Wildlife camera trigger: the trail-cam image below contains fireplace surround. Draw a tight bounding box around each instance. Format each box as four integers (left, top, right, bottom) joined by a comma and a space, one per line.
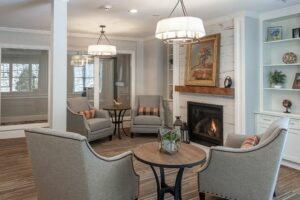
187, 101, 223, 146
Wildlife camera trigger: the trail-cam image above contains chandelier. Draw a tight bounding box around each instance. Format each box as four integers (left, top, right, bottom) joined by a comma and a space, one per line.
155, 0, 206, 44
70, 54, 93, 67
88, 25, 117, 57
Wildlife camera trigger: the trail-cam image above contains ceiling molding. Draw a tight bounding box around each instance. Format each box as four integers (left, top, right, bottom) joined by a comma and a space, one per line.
68, 32, 144, 42
0, 26, 144, 42
0, 27, 50, 35
259, 3, 300, 20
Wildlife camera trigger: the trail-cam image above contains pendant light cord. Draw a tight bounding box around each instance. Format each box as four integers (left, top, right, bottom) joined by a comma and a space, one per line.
168, 0, 188, 17
96, 26, 113, 45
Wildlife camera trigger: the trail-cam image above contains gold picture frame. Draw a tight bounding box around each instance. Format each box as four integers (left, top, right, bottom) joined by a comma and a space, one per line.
185, 33, 220, 86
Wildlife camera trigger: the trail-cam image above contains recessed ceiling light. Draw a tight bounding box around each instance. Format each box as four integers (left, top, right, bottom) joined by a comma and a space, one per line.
129, 9, 138, 14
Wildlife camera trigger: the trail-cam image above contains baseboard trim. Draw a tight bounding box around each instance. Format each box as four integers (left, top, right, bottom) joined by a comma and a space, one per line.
281, 159, 300, 170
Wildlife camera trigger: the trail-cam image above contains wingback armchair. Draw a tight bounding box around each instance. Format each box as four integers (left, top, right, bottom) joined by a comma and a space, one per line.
25, 128, 139, 200
198, 117, 289, 200
131, 95, 164, 137
67, 97, 113, 142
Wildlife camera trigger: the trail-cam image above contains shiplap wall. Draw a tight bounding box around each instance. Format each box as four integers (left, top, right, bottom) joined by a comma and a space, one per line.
177, 18, 235, 141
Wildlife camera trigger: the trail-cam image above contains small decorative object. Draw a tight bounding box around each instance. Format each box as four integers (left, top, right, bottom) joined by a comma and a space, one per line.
282, 52, 297, 64
224, 76, 232, 88
185, 34, 220, 86
292, 73, 300, 89
293, 28, 300, 38
282, 99, 292, 113
173, 116, 190, 143
113, 99, 122, 106
267, 26, 282, 41
181, 122, 190, 144
174, 116, 183, 128
269, 70, 286, 89
159, 128, 181, 154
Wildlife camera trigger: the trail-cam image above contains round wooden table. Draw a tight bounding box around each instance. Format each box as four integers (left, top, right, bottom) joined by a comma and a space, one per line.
134, 142, 206, 200
103, 105, 131, 139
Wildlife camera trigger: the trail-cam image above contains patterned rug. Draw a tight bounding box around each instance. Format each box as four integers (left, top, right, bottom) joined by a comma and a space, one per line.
276, 193, 300, 200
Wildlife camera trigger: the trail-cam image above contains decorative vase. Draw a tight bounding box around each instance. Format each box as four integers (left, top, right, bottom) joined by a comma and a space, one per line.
159, 128, 181, 154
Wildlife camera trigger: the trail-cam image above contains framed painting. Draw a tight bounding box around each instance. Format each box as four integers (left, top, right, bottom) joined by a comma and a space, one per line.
185, 33, 220, 86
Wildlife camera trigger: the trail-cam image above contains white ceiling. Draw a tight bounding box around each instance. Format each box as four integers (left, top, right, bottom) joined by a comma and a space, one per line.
0, 0, 299, 39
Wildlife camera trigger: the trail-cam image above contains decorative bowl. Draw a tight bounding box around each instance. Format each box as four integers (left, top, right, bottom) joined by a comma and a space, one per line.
282, 52, 297, 64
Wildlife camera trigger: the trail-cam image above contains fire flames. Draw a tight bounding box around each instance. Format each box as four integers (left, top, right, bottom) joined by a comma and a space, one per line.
211, 119, 217, 134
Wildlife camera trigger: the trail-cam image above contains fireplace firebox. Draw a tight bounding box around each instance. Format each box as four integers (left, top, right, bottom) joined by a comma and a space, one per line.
187, 101, 223, 146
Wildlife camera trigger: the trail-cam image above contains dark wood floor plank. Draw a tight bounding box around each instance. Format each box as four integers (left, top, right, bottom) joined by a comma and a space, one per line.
0, 134, 299, 200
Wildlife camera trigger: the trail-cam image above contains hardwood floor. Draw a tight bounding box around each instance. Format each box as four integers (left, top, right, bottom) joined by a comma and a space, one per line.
0, 133, 299, 200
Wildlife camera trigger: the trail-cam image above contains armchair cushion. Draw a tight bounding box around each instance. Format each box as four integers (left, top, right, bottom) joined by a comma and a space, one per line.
240, 135, 260, 148
87, 118, 111, 132
79, 109, 96, 119
133, 115, 162, 125
138, 106, 160, 116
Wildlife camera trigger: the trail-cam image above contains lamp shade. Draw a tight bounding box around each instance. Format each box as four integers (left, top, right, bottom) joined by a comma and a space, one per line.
155, 16, 206, 43
88, 44, 117, 56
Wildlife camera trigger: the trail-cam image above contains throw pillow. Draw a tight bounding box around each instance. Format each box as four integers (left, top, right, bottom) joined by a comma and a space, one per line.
240, 136, 260, 148
138, 106, 160, 116
79, 109, 96, 119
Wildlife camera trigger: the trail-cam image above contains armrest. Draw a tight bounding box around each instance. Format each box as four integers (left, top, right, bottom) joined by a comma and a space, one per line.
86, 144, 139, 199
67, 107, 90, 137
95, 109, 110, 119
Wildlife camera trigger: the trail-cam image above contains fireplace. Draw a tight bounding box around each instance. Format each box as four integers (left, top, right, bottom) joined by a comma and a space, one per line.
187, 101, 223, 146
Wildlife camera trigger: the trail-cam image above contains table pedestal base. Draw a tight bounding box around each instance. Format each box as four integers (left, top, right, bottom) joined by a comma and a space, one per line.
150, 166, 184, 200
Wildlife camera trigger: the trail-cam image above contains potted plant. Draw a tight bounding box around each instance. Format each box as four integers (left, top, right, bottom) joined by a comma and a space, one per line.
159, 128, 181, 154
269, 70, 286, 89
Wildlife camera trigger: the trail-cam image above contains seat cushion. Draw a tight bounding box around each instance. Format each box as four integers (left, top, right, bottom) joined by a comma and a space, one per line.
86, 118, 111, 132
133, 115, 162, 125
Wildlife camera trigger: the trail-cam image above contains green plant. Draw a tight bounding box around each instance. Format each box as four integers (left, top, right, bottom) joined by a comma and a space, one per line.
162, 130, 180, 141
269, 70, 286, 85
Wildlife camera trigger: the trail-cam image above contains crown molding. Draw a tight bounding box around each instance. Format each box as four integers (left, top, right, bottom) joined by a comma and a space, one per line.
259, 4, 300, 20
0, 27, 144, 42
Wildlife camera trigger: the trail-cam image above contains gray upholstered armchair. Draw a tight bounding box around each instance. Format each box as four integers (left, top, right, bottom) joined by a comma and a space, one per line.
25, 128, 139, 200
131, 95, 164, 137
198, 117, 289, 200
67, 97, 113, 142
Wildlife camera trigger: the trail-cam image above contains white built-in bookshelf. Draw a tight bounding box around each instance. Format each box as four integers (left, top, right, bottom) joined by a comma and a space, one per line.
256, 9, 300, 166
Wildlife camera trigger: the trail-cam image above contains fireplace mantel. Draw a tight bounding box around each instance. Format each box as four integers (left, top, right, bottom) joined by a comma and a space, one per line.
175, 85, 234, 97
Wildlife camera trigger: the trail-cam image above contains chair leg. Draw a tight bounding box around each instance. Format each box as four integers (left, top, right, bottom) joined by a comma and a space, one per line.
109, 135, 113, 141
131, 132, 134, 138
199, 192, 205, 200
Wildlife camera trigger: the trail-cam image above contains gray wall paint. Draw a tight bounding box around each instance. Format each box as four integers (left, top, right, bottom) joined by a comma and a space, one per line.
143, 38, 165, 95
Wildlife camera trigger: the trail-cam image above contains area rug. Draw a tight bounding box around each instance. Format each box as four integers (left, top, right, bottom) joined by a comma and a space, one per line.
276, 192, 300, 200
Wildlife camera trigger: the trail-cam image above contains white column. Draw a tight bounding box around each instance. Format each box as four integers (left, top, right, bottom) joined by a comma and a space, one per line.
93, 57, 100, 109
50, 0, 68, 130
172, 43, 180, 119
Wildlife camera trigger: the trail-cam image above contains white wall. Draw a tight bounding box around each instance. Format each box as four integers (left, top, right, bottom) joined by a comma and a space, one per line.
175, 17, 236, 141
143, 37, 166, 95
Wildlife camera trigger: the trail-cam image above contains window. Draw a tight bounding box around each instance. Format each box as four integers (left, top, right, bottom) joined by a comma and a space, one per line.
0, 63, 39, 92
73, 64, 94, 92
